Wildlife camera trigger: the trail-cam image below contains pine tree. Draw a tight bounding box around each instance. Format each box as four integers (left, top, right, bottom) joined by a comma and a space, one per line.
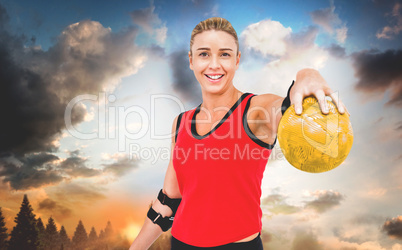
36, 217, 45, 233
72, 220, 88, 250
88, 226, 97, 242
36, 217, 46, 250
59, 225, 71, 250
87, 226, 98, 250
0, 207, 8, 250
104, 221, 114, 248
98, 229, 106, 249
8, 194, 39, 250
104, 221, 113, 239
98, 229, 105, 241
44, 217, 60, 250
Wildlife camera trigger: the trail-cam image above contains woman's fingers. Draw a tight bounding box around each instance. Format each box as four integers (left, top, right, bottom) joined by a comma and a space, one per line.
328, 91, 346, 114
292, 92, 304, 115
290, 82, 349, 116
315, 89, 328, 114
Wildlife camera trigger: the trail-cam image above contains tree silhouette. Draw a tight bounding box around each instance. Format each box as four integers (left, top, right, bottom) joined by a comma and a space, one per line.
104, 221, 113, 239
88, 226, 98, 242
72, 220, 88, 250
97, 229, 106, 249
99, 229, 105, 241
87, 226, 98, 249
8, 194, 39, 250
59, 225, 71, 250
36, 217, 46, 250
102, 220, 114, 249
0, 207, 8, 250
44, 217, 60, 250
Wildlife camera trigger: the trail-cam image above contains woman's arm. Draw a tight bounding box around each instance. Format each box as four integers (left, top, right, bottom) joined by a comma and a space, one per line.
129, 114, 182, 250
249, 68, 349, 143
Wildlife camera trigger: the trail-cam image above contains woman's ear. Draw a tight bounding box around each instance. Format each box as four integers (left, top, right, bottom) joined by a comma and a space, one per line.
236, 51, 241, 70
188, 51, 193, 70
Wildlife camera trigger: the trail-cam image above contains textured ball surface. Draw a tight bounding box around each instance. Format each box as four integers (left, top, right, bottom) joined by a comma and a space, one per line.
278, 97, 353, 173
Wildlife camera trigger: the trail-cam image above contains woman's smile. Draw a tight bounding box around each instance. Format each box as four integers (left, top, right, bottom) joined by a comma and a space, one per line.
204, 73, 225, 82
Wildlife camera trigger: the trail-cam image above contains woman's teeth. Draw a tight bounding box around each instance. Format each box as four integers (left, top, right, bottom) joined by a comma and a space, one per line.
206, 74, 224, 80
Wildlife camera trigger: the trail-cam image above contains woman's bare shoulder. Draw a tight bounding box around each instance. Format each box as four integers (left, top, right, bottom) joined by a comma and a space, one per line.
249, 93, 282, 109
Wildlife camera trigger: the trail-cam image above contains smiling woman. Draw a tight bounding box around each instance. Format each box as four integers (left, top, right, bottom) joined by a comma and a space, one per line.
129, 17, 348, 250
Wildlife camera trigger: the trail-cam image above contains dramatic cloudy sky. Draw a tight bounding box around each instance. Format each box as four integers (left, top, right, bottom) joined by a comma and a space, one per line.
0, 0, 401, 248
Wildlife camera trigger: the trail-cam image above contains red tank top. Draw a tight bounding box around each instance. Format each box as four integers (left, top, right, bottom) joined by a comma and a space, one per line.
171, 93, 275, 247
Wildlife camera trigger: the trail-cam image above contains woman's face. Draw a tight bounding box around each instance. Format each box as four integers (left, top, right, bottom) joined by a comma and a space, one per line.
189, 30, 240, 95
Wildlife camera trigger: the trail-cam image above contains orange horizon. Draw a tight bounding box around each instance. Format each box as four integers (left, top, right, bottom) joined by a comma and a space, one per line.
0, 191, 152, 242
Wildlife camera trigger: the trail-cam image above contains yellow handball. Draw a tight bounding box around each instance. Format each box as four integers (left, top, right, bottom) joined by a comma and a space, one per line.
278, 97, 353, 173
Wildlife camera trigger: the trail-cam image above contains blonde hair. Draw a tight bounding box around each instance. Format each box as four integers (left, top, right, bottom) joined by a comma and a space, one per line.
190, 17, 239, 55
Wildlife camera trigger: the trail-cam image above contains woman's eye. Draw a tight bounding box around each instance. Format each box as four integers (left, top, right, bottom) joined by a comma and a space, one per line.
221, 53, 230, 57
199, 52, 208, 57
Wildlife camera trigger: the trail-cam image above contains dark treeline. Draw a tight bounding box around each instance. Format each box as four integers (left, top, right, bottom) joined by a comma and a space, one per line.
0, 194, 132, 250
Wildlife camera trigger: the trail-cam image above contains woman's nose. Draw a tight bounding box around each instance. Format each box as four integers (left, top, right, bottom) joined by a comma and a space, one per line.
208, 55, 220, 69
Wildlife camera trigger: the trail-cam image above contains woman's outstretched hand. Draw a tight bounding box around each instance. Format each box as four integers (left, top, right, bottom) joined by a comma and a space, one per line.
290, 68, 349, 115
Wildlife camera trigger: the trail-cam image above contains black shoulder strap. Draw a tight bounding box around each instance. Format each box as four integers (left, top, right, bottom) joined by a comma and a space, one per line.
281, 80, 295, 115
174, 112, 184, 143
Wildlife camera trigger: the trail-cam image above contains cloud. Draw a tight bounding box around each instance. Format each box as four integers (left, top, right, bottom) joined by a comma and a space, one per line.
0, 3, 9, 28
51, 182, 107, 205
352, 49, 402, 107
38, 198, 72, 220
326, 43, 347, 58
155, 25, 167, 44
59, 155, 101, 178
0, 9, 146, 157
130, 4, 161, 33
0, 153, 84, 190
262, 189, 345, 217
169, 49, 202, 105
336, 25, 348, 43
332, 227, 363, 245
0, 149, 131, 190
238, 23, 328, 96
286, 26, 320, 54
291, 231, 323, 250
0, 4, 149, 190
382, 216, 402, 240
0, 153, 63, 190
262, 193, 301, 215
310, 2, 348, 43
241, 19, 291, 57
130, 3, 167, 45
350, 214, 386, 225
323, 237, 388, 250
332, 215, 388, 245
304, 190, 344, 213
260, 229, 272, 245
204, 4, 219, 17
310, 2, 341, 33
102, 156, 139, 177
377, 3, 402, 39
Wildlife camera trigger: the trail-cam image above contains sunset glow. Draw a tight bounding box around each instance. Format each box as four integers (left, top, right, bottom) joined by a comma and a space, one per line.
0, 0, 401, 249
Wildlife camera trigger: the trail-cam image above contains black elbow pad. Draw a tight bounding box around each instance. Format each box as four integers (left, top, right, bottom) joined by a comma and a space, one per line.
147, 189, 182, 232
